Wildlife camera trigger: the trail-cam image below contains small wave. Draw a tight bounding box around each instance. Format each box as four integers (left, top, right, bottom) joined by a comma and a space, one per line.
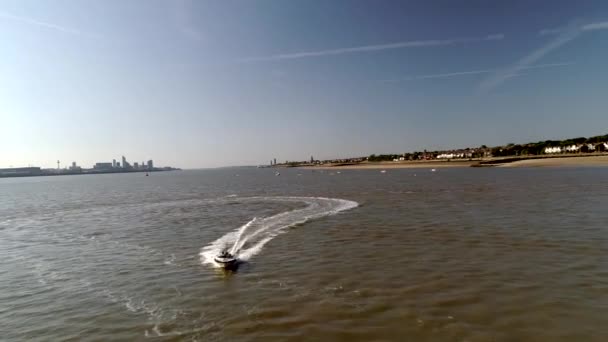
200, 196, 358, 267
164, 254, 176, 266
145, 322, 217, 339
102, 288, 171, 321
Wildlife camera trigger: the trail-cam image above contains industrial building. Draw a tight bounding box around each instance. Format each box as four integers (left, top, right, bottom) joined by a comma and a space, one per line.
0, 167, 43, 177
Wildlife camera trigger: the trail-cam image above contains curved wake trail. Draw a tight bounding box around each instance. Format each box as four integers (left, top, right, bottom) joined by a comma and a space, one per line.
200, 197, 358, 267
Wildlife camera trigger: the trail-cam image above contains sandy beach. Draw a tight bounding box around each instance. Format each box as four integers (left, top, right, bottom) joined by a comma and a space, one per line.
298, 160, 476, 170
499, 155, 608, 167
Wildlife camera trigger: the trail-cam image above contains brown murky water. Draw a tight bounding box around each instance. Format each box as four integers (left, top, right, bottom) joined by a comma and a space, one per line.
1, 167, 607, 341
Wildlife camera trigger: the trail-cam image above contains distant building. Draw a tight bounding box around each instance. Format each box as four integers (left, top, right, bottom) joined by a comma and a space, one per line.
565, 145, 580, 152
69, 162, 81, 172
116, 162, 121, 168
437, 152, 466, 159
112, 159, 117, 168
147, 160, 153, 169
0, 167, 42, 177
94, 162, 113, 170
122, 156, 129, 169
134, 162, 139, 169
310, 156, 314, 163
544, 146, 562, 154
273, 158, 277, 165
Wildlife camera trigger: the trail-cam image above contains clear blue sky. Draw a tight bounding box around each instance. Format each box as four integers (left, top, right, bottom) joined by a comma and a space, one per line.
1, 0, 608, 168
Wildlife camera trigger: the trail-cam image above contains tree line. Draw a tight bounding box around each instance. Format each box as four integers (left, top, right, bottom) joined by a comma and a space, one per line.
490, 134, 608, 157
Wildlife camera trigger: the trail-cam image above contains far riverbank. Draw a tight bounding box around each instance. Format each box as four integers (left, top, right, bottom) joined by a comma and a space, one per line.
294, 154, 608, 170
296, 160, 476, 170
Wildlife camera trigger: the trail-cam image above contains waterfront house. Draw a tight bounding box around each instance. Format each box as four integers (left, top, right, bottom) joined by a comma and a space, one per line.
596, 142, 608, 152
544, 146, 562, 154
565, 145, 580, 152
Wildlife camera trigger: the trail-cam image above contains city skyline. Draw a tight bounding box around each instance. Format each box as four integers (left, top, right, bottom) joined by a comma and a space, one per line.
5, 155, 155, 170
2, 1, 608, 168
0, 153, 179, 178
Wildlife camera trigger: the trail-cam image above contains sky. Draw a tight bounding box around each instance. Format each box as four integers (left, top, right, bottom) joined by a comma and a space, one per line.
1, 0, 608, 168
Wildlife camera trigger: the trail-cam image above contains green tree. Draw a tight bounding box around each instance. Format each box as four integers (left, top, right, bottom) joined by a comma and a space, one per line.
491, 147, 502, 157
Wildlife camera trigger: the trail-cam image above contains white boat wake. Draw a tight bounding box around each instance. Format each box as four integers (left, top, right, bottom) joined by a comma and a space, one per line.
200, 197, 358, 267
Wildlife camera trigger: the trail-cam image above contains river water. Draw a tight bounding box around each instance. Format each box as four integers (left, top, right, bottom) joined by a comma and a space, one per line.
1, 167, 607, 341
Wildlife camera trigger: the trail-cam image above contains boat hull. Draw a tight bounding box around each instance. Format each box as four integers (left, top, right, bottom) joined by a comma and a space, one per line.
214, 257, 238, 269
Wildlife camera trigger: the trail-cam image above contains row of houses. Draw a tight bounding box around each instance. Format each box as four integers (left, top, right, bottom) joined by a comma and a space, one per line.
388, 149, 483, 161
544, 143, 608, 154
322, 157, 366, 164
435, 148, 480, 159
436, 152, 474, 159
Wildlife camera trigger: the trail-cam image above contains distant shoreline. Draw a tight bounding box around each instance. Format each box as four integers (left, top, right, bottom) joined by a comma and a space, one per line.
294, 154, 608, 170
0, 169, 178, 179
296, 160, 476, 170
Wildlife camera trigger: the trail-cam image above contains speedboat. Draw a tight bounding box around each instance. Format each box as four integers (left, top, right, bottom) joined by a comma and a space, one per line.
214, 250, 238, 269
